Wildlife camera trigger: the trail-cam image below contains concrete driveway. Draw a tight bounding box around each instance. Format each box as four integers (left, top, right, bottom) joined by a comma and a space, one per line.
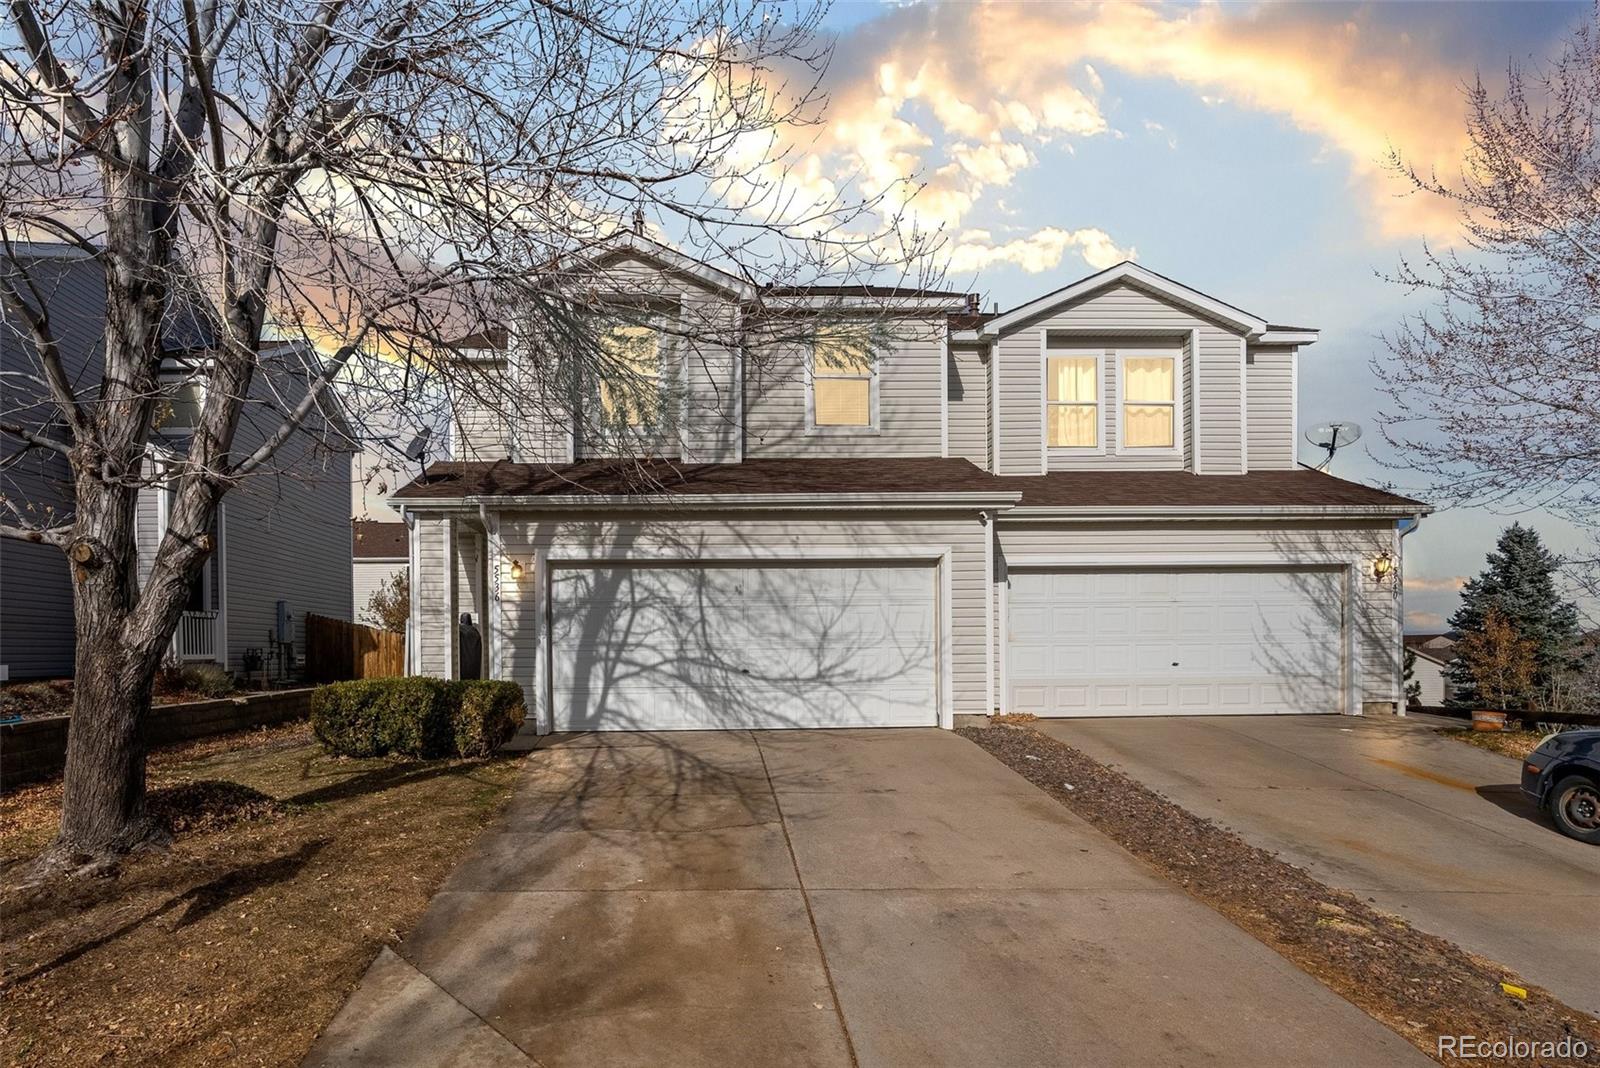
306, 728, 1425, 1067
1033, 714, 1600, 1016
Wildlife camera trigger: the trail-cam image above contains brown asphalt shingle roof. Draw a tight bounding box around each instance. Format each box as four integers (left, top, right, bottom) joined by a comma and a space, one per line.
351, 520, 408, 558
392, 458, 1009, 500
1000, 468, 1425, 510
392, 459, 1424, 512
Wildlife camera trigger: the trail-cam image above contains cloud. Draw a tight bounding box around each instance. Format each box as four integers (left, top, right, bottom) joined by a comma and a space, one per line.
950, 227, 1134, 273
1405, 610, 1447, 630
781, 0, 1528, 255
1405, 575, 1468, 593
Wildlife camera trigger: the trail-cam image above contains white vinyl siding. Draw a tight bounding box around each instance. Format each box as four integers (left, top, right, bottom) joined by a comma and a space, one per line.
1246, 345, 1298, 470
449, 358, 511, 461
505, 254, 742, 464
353, 559, 407, 625
946, 346, 990, 467
996, 520, 1402, 708
995, 285, 1247, 474
745, 317, 946, 458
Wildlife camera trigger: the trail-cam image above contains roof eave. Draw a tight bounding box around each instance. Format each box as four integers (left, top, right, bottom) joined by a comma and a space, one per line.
394, 491, 1023, 512
1001, 503, 1431, 521
978, 262, 1270, 340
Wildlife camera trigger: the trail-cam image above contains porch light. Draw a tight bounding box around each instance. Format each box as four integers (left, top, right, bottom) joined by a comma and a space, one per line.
509, 558, 525, 581
1371, 552, 1394, 582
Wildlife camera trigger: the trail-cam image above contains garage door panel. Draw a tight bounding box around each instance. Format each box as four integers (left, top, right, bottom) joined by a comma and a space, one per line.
551, 563, 938, 731
1007, 567, 1343, 717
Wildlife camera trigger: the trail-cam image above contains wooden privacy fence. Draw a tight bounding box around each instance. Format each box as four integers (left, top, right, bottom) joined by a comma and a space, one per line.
304, 613, 405, 682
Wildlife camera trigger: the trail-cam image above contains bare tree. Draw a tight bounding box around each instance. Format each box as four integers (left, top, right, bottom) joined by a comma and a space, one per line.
0, 0, 938, 868
1375, 10, 1600, 579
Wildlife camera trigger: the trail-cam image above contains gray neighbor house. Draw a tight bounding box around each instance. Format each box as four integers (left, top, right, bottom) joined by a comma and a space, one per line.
395, 233, 1429, 734
0, 244, 353, 682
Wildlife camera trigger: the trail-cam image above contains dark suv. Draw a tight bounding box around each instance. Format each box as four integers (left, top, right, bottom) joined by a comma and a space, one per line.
1520, 729, 1600, 844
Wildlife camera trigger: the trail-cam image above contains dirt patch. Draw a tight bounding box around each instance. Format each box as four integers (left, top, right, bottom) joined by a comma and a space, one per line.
1441, 727, 1549, 762
0, 724, 525, 1067
961, 724, 1600, 1068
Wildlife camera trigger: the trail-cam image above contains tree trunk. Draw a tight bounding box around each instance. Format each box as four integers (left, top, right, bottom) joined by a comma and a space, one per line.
46, 471, 172, 865
55, 631, 167, 859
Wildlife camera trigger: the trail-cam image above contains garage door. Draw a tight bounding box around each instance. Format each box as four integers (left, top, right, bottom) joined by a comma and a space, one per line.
1006, 568, 1344, 717
550, 562, 938, 731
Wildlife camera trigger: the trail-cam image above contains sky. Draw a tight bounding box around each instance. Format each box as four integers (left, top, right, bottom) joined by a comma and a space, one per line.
787, 0, 1595, 633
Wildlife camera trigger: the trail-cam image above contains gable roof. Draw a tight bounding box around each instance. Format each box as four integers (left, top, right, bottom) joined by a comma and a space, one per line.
558, 231, 757, 299
954, 261, 1316, 345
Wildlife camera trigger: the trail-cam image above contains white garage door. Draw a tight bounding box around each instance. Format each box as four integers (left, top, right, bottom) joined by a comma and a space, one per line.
550, 562, 938, 731
1007, 568, 1344, 717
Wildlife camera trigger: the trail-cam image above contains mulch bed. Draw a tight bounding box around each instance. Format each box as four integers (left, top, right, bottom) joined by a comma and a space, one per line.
1, 679, 239, 721
1441, 727, 1551, 763
961, 724, 1600, 1068
0, 725, 525, 1067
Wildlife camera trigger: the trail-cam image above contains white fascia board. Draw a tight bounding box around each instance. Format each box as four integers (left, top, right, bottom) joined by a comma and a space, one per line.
999, 503, 1430, 522
396, 491, 1022, 513
949, 329, 984, 344
1256, 329, 1319, 346
979, 262, 1269, 339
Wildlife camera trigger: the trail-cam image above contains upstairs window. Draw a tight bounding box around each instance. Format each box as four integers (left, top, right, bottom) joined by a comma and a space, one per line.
811, 325, 874, 428
598, 323, 661, 428
1046, 355, 1099, 448
1121, 355, 1177, 449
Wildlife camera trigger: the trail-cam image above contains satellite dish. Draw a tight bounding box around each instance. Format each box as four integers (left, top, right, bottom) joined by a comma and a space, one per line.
402, 427, 433, 463
1304, 421, 1362, 471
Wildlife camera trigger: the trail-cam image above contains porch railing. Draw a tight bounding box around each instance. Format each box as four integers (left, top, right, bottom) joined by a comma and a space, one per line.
176, 610, 221, 662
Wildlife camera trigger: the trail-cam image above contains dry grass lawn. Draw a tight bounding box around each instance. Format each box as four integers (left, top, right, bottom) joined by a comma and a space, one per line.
1440, 726, 1551, 762
0, 723, 524, 1067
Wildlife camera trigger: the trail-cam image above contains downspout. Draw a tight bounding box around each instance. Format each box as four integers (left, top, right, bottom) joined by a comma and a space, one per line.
1394, 512, 1424, 716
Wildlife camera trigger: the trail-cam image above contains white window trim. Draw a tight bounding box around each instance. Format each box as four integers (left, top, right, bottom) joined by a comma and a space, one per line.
1114, 348, 1184, 458
1041, 345, 1107, 459
804, 333, 880, 436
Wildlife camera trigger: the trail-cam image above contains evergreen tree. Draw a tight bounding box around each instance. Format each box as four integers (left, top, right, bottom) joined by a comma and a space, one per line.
1447, 524, 1580, 707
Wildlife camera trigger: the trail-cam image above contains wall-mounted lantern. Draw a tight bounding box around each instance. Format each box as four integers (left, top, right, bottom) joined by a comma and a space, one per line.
1370, 552, 1395, 583
509, 558, 525, 581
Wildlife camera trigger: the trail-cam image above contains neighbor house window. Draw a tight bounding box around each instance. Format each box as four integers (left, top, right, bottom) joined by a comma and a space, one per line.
154, 374, 204, 434
598, 323, 661, 427
810, 325, 874, 428
1046, 355, 1098, 448
1121, 355, 1176, 449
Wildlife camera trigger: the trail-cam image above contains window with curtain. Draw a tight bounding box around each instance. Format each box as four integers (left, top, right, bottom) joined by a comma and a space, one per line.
598, 323, 661, 427
1046, 355, 1098, 448
1122, 355, 1176, 448
811, 325, 873, 427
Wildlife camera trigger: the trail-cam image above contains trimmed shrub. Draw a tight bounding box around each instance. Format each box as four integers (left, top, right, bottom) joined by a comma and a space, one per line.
449, 680, 526, 757
311, 677, 525, 759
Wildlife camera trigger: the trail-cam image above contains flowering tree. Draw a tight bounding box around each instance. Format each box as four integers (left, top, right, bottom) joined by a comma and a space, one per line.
0, 0, 937, 869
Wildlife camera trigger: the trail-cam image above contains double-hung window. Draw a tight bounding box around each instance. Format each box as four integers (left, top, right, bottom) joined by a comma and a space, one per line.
1120, 354, 1177, 449
1045, 354, 1099, 448
598, 323, 662, 428
810, 325, 874, 429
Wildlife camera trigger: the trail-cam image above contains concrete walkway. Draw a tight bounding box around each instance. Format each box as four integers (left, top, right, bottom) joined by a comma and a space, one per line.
305, 728, 1427, 1067
1033, 714, 1600, 1016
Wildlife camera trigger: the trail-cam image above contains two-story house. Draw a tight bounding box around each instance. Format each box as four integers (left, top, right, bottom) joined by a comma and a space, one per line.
0, 244, 354, 682
391, 233, 1427, 733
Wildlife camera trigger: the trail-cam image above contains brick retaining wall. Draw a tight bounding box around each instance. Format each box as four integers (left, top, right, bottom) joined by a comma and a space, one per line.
1, 688, 313, 789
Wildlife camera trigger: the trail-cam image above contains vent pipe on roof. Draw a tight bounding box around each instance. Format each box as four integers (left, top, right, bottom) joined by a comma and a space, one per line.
965, 293, 980, 315
631, 206, 645, 235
